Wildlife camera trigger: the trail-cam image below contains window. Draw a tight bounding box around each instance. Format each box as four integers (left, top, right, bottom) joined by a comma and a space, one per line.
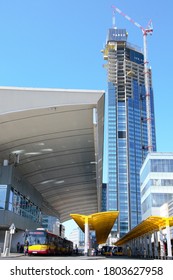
118, 131, 126, 138
8, 186, 41, 222
0, 185, 7, 209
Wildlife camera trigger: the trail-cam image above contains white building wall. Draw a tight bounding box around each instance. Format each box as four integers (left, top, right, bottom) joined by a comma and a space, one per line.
140, 153, 173, 223
168, 200, 173, 238
69, 228, 79, 249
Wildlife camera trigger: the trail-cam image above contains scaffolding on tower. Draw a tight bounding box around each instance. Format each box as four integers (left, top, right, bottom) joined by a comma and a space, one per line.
112, 5, 153, 152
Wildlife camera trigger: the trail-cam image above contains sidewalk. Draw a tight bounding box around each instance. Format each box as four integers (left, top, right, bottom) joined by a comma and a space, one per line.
0, 253, 106, 259
0, 252, 25, 258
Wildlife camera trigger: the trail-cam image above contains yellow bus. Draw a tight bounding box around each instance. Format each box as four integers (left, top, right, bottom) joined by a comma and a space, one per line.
112, 246, 124, 256
101, 245, 113, 256
24, 228, 73, 256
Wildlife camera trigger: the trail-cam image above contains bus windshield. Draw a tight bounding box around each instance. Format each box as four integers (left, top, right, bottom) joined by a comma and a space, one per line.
26, 231, 48, 245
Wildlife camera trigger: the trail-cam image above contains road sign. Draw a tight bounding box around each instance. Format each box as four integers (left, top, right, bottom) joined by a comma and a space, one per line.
9, 223, 16, 234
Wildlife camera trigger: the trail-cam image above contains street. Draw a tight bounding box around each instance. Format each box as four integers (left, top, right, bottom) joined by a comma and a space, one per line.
0, 253, 149, 260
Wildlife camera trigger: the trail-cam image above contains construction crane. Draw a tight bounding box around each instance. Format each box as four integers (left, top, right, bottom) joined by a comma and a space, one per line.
112, 5, 153, 152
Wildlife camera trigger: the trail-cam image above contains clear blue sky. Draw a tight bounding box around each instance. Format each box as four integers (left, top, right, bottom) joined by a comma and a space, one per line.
0, 0, 172, 237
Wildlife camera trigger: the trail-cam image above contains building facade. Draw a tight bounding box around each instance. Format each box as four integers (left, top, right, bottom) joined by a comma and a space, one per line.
102, 27, 156, 238
42, 215, 65, 237
69, 227, 96, 253
0, 164, 42, 228
0, 163, 43, 252
140, 152, 173, 221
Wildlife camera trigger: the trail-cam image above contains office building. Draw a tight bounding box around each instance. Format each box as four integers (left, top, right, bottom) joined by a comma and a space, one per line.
42, 215, 65, 237
140, 152, 173, 221
102, 27, 156, 238
69, 227, 85, 250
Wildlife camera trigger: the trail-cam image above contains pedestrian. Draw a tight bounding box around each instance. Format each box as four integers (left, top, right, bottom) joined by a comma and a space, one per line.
20, 244, 24, 253
24, 240, 29, 255
17, 242, 20, 253
76, 247, 78, 255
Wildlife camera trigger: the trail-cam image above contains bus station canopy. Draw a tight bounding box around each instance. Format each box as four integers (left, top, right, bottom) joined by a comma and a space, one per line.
0, 87, 104, 223
115, 216, 173, 246
70, 211, 119, 244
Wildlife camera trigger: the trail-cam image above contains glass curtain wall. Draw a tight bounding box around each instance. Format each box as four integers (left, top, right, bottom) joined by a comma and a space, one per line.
103, 27, 156, 237
118, 101, 128, 236
0, 184, 41, 223
8, 187, 41, 222
0, 185, 7, 209
107, 82, 117, 231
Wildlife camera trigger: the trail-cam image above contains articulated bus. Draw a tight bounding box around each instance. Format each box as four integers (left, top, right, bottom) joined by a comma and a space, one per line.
24, 228, 73, 256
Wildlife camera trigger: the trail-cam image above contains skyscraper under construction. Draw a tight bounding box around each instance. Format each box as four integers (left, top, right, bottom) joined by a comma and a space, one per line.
102, 26, 156, 238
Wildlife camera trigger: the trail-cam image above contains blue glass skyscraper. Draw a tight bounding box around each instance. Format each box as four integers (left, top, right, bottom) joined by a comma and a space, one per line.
102, 28, 156, 238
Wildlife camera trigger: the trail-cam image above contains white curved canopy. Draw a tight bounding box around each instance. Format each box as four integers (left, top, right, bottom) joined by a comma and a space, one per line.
0, 87, 105, 222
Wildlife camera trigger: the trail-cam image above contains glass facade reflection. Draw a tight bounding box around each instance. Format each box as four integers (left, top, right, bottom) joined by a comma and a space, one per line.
107, 83, 117, 214
0, 185, 7, 209
0, 183, 41, 222
103, 28, 156, 237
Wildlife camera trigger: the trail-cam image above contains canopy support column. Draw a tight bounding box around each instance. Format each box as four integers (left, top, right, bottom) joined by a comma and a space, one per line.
148, 233, 153, 258
143, 235, 147, 258
84, 216, 89, 256
166, 220, 172, 260
159, 229, 166, 259
154, 231, 159, 259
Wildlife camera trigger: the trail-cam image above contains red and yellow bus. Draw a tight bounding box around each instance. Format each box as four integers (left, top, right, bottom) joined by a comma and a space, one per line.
24, 228, 73, 256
